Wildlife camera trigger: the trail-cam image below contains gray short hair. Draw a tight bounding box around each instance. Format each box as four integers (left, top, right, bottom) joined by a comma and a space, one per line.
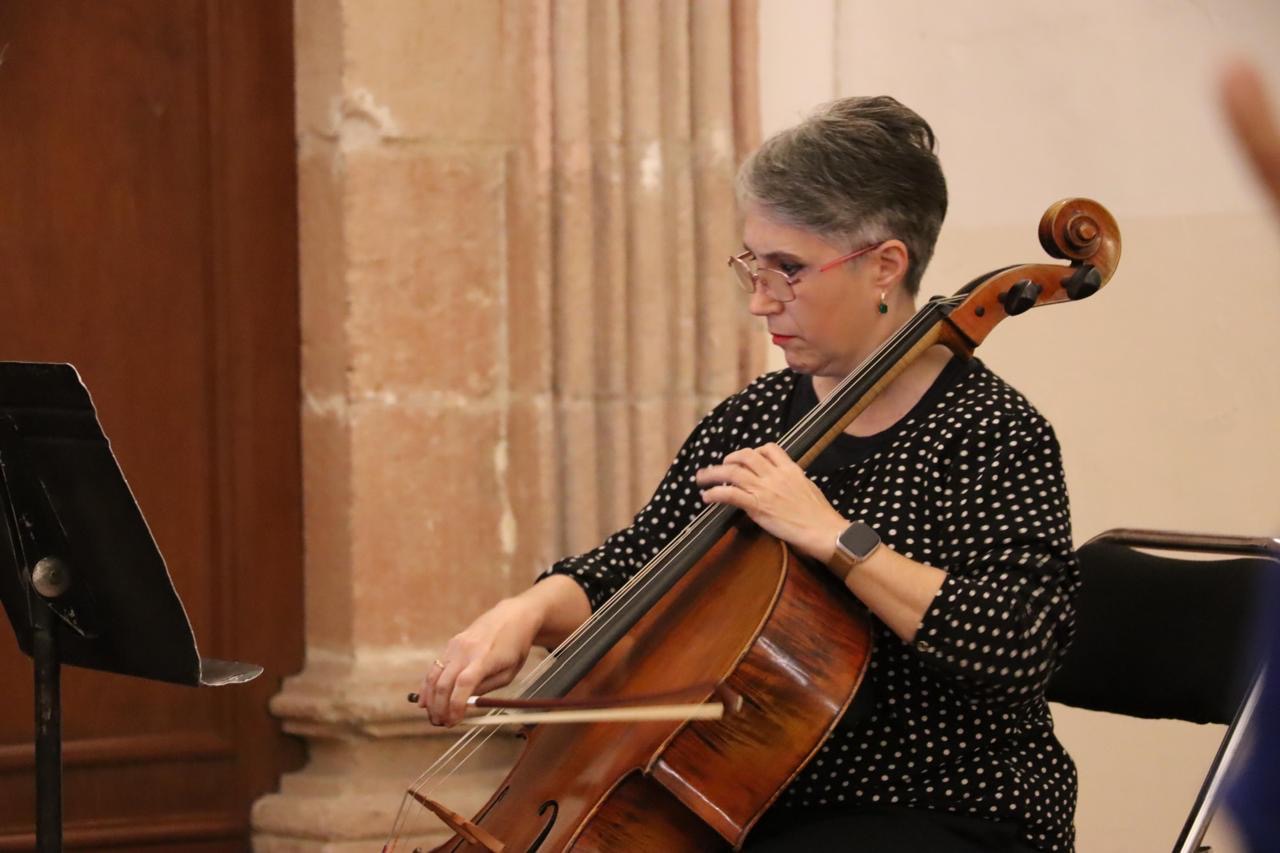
736, 96, 947, 297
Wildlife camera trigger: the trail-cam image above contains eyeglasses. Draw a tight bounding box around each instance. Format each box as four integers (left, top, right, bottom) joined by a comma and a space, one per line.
727, 241, 884, 303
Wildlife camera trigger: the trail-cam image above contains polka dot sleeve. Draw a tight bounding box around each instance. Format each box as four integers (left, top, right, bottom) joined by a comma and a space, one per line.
539, 389, 742, 610
913, 409, 1079, 702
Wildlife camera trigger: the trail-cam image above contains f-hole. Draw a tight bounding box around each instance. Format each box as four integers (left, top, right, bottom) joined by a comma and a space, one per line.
526, 800, 558, 853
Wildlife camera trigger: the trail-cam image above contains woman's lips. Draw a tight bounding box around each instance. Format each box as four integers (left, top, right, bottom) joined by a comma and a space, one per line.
771, 333, 795, 345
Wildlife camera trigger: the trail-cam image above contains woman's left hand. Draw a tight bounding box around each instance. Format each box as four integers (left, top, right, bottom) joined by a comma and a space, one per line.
695, 443, 849, 562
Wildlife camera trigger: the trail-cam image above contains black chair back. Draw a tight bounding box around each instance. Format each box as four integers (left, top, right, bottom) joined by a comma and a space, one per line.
1048, 540, 1267, 724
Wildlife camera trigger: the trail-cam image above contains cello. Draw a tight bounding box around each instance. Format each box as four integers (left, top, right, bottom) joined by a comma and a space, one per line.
386, 197, 1121, 852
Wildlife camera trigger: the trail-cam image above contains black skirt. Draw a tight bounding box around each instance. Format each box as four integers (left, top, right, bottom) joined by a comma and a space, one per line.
745, 804, 1040, 853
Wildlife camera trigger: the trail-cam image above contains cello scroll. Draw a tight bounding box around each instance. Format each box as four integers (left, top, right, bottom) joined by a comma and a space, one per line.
939, 197, 1121, 352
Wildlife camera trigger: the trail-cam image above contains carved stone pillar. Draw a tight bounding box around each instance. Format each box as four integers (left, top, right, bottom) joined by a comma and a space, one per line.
553, 0, 763, 555
253, 1, 759, 848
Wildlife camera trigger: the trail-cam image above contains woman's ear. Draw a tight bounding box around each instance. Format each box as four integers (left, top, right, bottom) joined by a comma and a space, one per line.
872, 239, 911, 292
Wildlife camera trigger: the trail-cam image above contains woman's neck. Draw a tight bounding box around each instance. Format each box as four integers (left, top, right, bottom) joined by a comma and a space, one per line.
811, 345, 954, 438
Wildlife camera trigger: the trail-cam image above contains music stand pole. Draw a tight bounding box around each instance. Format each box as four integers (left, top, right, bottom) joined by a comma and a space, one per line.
31, 580, 61, 853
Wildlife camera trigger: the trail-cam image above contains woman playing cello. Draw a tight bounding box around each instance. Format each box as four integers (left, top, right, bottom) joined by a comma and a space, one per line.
418, 96, 1079, 852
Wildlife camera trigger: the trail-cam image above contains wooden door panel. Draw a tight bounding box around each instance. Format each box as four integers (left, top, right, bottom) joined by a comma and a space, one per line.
0, 2, 302, 848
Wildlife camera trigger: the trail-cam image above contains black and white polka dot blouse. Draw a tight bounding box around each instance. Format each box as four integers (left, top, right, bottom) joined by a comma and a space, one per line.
544, 357, 1079, 851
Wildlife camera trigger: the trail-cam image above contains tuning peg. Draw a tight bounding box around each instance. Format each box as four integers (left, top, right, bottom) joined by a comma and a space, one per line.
1062, 264, 1102, 300
999, 279, 1042, 316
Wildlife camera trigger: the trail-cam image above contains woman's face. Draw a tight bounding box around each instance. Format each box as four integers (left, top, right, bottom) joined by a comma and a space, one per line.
740, 203, 907, 380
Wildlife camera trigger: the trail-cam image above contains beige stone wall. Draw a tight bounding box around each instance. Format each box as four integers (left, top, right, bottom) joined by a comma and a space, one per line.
759, 0, 1280, 850
255, 1, 760, 849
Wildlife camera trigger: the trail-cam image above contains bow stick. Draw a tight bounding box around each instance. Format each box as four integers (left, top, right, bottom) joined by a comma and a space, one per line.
407, 683, 743, 726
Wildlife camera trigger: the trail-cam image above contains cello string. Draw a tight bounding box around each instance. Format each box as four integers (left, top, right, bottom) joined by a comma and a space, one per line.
482, 300, 954, 732
394, 294, 968, 843
393, 520, 736, 832
393, 337, 898, 821
405, 647, 578, 792
391, 710, 506, 845
517, 297, 958, 690
396, 650, 584, 815
399, 705, 508, 808
395, 288, 918, 796
436, 296, 958, 740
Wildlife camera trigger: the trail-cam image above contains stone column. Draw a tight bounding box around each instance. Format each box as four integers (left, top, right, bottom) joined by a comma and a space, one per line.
253, 1, 759, 849
553, 0, 763, 554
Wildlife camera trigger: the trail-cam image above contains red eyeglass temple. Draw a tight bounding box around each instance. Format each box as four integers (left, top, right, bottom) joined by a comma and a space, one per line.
816, 241, 884, 273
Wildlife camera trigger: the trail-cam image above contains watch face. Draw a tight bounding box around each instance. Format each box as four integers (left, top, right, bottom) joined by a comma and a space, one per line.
839, 521, 880, 560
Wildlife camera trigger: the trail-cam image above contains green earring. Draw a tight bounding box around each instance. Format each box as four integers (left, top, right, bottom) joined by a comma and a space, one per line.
878, 292, 888, 314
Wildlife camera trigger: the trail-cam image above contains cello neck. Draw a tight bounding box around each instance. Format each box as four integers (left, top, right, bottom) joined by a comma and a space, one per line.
781, 298, 958, 471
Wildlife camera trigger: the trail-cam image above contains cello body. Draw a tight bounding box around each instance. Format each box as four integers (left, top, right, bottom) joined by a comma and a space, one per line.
432, 523, 871, 852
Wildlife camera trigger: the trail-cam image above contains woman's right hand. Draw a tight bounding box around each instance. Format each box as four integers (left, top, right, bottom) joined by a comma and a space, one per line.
418, 596, 542, 726
417, 575, 592, 727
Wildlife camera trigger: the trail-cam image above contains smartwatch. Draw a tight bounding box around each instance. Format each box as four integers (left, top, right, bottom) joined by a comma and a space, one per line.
829, 520, 882, 582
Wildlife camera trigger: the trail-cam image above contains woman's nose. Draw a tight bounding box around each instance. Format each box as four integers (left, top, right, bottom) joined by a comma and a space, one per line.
747, 280, 785, 316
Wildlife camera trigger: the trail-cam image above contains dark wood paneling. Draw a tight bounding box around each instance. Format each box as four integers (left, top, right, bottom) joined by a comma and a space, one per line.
0, 1, 303, 848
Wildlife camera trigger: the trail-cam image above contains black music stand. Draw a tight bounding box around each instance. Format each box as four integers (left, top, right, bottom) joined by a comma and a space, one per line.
0, 362, 262, 852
